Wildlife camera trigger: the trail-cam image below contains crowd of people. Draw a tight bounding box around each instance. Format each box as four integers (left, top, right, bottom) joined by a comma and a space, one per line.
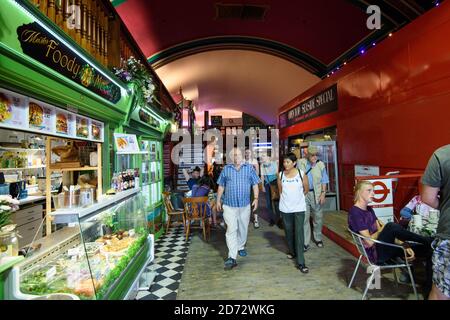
174, 143, 450, 300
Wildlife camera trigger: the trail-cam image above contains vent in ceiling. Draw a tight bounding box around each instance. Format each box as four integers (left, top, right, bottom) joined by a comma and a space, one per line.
215, 3, 268, 21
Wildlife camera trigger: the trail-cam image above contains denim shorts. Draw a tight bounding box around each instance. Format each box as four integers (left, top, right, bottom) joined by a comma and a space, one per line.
432, 238, 450, 297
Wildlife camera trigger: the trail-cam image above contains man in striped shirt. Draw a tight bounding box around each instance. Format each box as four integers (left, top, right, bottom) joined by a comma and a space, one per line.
217, 147, 260, 270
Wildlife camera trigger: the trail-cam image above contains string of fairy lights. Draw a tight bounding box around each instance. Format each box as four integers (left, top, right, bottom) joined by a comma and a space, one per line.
323, 1, 442, 79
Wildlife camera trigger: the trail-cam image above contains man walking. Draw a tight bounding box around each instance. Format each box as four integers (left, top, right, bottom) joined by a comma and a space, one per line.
297, 145, 329, 250
421, 144, 450, 300
216, 148, 260, 270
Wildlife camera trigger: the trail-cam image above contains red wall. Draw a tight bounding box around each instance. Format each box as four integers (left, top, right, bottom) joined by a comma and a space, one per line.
279, 2, 450, 211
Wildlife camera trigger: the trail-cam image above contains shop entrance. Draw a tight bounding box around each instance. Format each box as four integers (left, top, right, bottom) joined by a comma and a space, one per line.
286, 126, 340, 212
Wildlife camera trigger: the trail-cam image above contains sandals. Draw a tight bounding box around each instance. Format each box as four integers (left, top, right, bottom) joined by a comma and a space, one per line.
298, 264, 309, 274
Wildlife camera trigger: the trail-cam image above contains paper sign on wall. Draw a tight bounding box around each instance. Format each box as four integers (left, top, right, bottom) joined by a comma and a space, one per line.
0, 90, 27, 127
0, 87, 104, 142
114, 133, 139, 153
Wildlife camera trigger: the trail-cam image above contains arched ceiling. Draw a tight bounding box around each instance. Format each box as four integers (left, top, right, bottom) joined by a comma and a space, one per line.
114, 0, 438, 123
154, 50, 320, 124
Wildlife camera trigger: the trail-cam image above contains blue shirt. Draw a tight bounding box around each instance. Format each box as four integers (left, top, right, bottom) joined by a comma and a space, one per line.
187, 178, 199, 190
305, 161, 329, 188
217, 163, 260, 207
261, 161, 278, 184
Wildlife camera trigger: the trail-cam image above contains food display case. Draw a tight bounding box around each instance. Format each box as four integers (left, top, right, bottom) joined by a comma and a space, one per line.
4, 189, 154, 300
140, 140, 163, 234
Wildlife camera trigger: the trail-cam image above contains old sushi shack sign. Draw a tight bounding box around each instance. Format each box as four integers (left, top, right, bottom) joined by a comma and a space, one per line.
17, 22, 121, 103
279, 84, 337, 128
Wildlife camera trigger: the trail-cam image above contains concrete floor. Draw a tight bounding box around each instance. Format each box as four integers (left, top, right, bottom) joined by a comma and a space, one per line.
177, 203, 425, 300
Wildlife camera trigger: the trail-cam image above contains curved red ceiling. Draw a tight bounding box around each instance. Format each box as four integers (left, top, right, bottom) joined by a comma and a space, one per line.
115, 0, 371, 65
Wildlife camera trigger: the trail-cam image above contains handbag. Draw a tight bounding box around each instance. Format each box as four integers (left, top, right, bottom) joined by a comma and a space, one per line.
268, 179, 280, 201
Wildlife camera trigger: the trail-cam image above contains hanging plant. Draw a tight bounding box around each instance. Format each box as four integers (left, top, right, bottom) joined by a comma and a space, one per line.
112, 57, 157, 107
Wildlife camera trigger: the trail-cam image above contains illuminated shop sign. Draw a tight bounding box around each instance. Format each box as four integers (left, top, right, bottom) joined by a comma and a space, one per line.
279, 84, 337, 128
17, 22, 121, 103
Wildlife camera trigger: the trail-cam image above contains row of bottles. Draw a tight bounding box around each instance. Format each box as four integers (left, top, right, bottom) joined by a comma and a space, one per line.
111, 169, 139, 193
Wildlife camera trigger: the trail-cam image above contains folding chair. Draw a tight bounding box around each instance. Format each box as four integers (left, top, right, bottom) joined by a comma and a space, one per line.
347, 228, 419, 300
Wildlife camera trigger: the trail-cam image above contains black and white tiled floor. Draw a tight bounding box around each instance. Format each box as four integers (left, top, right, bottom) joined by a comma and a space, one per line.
136, 225, 191, 300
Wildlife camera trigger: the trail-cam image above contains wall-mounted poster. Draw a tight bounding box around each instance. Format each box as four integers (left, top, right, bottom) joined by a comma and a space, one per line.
114, 133, 139, 153
55, 111, 69, 135
0, 88, 28, 128
91, 121, 103, 141
28, 100, 54, 133
76, 116, 89, 138
0, 87, 104, 142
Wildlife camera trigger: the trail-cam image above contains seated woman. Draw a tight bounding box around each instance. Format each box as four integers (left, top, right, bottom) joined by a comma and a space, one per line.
191, 175, 217, 225
348, 181, 433, 293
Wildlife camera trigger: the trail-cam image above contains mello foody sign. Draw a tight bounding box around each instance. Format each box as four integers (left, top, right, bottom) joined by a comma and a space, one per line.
279, 84, 337, 128
17, 22, 121, 103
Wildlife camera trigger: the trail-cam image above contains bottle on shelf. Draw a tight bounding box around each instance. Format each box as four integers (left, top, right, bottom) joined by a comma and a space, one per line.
134, 168, 140, 189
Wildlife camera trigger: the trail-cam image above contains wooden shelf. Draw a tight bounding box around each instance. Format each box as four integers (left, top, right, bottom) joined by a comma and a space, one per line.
49, 166, 98, 172
0, 165, 45, 171
0, 147, 44, 153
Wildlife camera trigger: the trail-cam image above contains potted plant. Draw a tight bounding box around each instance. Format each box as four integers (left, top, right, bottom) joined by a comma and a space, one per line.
100, 211, 116, 235
0, 195, 19, 228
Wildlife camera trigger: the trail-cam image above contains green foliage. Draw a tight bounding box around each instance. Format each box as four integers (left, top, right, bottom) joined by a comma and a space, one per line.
96, 232, 148, 299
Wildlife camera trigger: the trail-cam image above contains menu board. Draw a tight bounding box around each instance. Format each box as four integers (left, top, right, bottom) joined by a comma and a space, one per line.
28, 99, 54, 133
114, 133, 140, 153
91, 121, 103, 141
76, 116, 89, 139
55, 110, 69, 135
0, 87, 104, 142
0, 89, 27, 127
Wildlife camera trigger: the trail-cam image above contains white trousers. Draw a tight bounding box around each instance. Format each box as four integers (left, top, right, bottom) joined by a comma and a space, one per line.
223, 204, 251, 259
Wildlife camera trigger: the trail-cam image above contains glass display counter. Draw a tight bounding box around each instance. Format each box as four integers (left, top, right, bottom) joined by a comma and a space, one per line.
4, 189, 154, 300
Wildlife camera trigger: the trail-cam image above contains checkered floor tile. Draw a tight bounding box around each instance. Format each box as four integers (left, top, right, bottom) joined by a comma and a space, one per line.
136, 225, 190, 300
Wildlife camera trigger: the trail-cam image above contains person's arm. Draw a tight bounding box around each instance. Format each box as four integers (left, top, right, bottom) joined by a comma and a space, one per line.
182, 168, 190, 182
421, 185, 440, 209
359, 229, 376, 247
260, 165, 266, 191
319, 166, 329, 205
303, 172, 309, 195
421, 152, 442, 209
277, 172, 282, 196
252, 184, 259, 212
254, 160, 260, 176
216, 185, 224, 212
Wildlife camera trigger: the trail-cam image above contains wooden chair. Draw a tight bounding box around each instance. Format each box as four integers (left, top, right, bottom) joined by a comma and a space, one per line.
163, 191, 185, 232
182, 196, 210, 241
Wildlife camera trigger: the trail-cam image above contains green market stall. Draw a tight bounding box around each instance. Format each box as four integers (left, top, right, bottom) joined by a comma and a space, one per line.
116, 104, 171, 241
0, 0, 154, 300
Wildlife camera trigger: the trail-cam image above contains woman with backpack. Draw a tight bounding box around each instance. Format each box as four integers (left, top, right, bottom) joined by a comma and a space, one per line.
277, 152, 310, 273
